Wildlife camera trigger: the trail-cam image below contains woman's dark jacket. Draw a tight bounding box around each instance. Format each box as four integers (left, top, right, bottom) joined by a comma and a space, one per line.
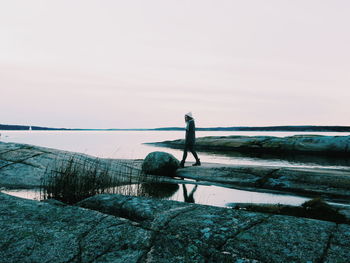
185, 119, 196, 146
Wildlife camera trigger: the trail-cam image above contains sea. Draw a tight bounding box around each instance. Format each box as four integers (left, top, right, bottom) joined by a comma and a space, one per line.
1, 130, 350, 207
1, 130, 350, 168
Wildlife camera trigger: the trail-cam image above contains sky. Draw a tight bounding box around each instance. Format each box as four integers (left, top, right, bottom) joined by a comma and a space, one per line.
1, 0, 349, 129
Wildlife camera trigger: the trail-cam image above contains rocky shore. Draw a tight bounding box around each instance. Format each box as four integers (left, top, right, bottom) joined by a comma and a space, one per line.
148, 134, 350, 156
2, 141, 350, 203
176, 165, 350, 203
0, 141, 142, 189
1, 192, 350, 262
1, 141, 350, 262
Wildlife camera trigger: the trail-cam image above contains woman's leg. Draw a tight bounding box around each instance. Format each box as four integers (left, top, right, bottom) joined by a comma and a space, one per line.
189, 145, 200, 165
180, 145, 189, 167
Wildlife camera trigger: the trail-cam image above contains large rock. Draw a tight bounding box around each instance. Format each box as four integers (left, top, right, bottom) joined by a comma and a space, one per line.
176, 165, 350, 202
2, 192, 350, 262
142, 151, 179, 176
150, 135, 350, 156
0, 141, 143, 189
0, 193, 151, 263
78, 194, 349, 263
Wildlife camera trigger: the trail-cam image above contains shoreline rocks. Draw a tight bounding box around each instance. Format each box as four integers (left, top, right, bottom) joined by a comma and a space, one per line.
2, 141, 350, 204
2, 139, 350, 262
148, 134, 350, 156
176, 165, 350, 203
2, 192, 349, 262
0, 141, 143, 189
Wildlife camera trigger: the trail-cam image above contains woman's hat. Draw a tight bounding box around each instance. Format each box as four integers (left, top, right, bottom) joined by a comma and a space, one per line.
185, 112, 193, 118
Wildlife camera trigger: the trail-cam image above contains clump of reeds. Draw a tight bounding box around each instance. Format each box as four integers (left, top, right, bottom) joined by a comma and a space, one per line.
41, 155, 143, 204
41, 154, 180, 204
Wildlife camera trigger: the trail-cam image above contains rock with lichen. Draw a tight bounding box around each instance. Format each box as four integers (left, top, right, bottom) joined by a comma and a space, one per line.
1, 191, 350, 262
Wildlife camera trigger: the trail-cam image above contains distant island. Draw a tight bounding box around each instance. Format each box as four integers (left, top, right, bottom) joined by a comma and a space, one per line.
1, 123, 350, 132
0, 124, 69, 131
154, 126, 350, 132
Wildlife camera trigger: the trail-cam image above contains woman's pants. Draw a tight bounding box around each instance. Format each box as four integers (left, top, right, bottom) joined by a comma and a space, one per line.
181, 144, 200, 163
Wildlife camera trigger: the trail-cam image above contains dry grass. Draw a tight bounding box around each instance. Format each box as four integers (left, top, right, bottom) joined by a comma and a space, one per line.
40, 155, 179, 204
41, 155, 145, 204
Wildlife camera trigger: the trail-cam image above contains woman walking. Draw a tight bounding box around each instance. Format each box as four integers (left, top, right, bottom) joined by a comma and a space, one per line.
180, 112, 201, 168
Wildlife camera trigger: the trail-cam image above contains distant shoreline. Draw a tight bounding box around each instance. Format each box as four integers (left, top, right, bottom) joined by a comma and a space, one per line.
1, 124, 350, 132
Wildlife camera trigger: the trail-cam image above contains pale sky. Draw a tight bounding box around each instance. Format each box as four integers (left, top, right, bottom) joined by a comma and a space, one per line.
1, 0, 349, 129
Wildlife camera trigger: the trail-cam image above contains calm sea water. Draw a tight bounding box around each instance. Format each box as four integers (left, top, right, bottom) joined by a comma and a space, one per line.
2, 130, 350, 206
1, 130, 350, 168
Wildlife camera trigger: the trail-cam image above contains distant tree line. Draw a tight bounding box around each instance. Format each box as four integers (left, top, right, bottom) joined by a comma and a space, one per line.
1, 124, 350, 132
195, 126, 350, 132
155, 126, 350, 132
0, 124, 67, 130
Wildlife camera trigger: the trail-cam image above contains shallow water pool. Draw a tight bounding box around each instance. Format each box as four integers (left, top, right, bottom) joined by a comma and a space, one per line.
2, 182, 310, 208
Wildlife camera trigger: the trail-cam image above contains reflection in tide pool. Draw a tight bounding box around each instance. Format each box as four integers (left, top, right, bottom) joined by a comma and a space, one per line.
170, 184, 310, 207
1, 183, 310, 208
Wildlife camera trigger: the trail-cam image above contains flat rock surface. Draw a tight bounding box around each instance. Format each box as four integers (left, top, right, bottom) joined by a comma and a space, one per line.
0, 193, 151, 263
150, 134, 350, 155
2, 141, 350, 203
176, 165, 350, 202
1, 192, 350, 262
0, 142, 142, 189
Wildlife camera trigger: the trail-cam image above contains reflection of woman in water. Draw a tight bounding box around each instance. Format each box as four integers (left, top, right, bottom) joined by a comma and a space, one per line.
182, 184, 198, 203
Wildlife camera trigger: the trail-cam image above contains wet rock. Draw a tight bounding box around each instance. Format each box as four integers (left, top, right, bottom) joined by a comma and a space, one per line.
268, 167, 350, 200
176, 165, 350, 202
142, 151, 179, 176
227, 199, 350, 224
